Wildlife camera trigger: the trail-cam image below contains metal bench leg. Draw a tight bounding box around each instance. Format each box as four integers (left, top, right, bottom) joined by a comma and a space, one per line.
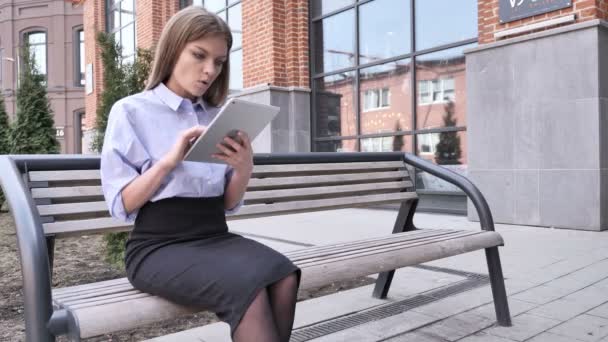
485, 247, 511, 326
373, 199, 417, 299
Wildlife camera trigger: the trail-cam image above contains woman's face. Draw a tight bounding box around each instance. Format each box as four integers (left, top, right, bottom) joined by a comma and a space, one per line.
167, 34, 228, 100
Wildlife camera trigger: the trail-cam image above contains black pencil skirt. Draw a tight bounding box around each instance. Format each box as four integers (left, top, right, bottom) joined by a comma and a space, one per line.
124, 196, 300, 336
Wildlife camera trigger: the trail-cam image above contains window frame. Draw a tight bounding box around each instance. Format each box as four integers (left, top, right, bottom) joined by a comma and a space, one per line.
74, 27, 85, 87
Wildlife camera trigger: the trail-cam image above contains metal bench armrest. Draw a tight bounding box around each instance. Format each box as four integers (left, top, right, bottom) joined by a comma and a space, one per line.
402, 153, 495, 232
0, 156, 56, 341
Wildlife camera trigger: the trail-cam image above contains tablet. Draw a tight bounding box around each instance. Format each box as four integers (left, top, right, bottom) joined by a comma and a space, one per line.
183, 98, 280, 163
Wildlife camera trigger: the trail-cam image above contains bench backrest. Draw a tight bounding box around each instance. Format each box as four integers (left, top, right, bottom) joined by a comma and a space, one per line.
28, 159, 416, 238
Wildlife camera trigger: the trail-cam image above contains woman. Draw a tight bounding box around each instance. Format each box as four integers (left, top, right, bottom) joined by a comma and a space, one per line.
100, 6, 300, 342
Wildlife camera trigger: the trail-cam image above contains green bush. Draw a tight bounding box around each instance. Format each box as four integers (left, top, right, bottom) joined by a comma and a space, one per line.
10, 43, 58, 155
94, 32, 152, 267
0, 93, 10, 210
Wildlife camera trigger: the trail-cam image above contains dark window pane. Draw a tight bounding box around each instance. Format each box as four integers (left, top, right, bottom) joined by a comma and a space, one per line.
359, 0, 410, 65
228, 3, 242, 49
415, 0, 477, 50
205, 0, 225, 12
359, 58, 412, 135
415, 130, 466, 192
361, 134, 411, 152
315, 139, 358, 152
415, 44, 474, 130
311, 0, 354, 17
314, 9, 355, 74
229, 49, 243, 90
314, 72, 357, 138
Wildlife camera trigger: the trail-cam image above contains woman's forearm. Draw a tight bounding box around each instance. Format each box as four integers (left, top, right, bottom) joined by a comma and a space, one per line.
121, 160, 174, 215
224, 170, 251, 210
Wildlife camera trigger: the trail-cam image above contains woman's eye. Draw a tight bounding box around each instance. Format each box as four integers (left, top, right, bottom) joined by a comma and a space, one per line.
215, 60, 224, 67
194, 53, 205, 60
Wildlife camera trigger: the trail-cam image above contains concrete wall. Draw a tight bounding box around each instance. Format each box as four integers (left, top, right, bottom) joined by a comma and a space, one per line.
466, 20, 608, 231
232, 84, 311, 153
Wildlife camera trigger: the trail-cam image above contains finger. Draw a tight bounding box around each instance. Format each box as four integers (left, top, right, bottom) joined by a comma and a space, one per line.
238, 131, 251, 146
216, 143, 235, 157
223, 137, 243, 152
183, 125, 206, 139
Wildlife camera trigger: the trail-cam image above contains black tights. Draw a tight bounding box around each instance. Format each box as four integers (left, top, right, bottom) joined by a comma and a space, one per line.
233, 272, 299, 342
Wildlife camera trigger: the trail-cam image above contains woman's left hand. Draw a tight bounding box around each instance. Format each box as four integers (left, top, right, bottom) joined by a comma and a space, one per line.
213, 131, 253, 175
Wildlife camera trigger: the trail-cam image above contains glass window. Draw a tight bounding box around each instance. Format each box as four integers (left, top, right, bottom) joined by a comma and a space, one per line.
359, 58, 412, 134
26, 32, 47, 76
76, 29, 85, 86
311, 0, 355, 18
316, 139, 358, 152
229, 49, 243, 91
358, 0, 410, 65
228, 3, 242, 49
314, 72, 357, 138
0, 48, 4, 86
415, 130, 467, 191
204, 0, 225, 12
416, 44, 473, 130
314, 9, 355, 74
415, 0, 477, 50
107, 0, 136, 63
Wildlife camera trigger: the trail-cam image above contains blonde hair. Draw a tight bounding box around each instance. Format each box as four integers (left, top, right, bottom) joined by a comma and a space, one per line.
146, 6, 233, 107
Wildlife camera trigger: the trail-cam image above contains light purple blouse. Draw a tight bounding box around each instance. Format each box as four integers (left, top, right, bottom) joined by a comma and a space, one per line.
100, 83, 242, 222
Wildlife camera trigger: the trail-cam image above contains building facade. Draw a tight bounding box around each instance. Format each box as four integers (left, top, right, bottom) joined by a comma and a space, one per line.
0, 0, 85, 153
83, 0, 607, 230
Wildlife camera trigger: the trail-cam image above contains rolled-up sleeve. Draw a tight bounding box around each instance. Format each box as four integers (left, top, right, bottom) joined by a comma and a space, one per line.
224, 166, 244, 215
100, 102, 151, 222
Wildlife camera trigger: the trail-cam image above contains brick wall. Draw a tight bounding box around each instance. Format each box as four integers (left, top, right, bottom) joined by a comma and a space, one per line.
83, 0, 105, 130
137, 0, 178, 50
479, 0, 608, 44
242, 0, 309, 88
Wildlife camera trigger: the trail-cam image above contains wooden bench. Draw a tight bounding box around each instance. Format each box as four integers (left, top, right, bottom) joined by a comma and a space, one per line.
0, 152, 511, 341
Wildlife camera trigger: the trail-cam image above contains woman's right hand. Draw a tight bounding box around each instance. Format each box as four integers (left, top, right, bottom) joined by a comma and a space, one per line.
159, 125, 206, 170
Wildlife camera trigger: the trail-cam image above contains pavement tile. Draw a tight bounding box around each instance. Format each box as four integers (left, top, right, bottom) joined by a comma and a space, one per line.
418, 312, 495, 341
527, 331, 587, 342
457, 331, 518, 342
483, 313, 561, 341
384, 331, 447, 342
588, 302, 608, 319
511, 284, 575, 305
548, 314, 608, 342
412, 286, 494, 319
466, 299, 537, 320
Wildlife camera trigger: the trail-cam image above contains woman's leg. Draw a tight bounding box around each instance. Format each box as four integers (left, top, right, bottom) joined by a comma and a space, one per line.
267, 272, 299, 342
233, 288, 280, 342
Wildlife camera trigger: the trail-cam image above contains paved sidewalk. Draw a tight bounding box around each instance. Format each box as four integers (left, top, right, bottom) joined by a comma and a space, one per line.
146, 209, 608, 342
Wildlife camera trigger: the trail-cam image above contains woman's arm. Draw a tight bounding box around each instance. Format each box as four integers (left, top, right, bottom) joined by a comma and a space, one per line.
213, 131, 253, 210
120, 125, 206, 215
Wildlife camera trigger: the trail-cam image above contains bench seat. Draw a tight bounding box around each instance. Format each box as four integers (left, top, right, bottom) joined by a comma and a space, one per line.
52, 228, 503, 339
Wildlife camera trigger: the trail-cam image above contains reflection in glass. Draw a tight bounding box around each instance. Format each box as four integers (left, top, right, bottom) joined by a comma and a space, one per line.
192, 0, 204, 6
314, 72, 357, 138
27, 32, 46, 75
359, 0, 410, 65
228, 3, 242, 49
415, 0, 477, 50
113, 9, 120, 29
416, 44, 474, 130
229, 49, 243, 90
415, 131, 466, 192
314, 9, 355, 74
359, 58, 412, 135
120, 0, 134, 26
79, 30, 85, 85
205, 0, 225, 12
311, 0, 354, 17
121, 23, 135, 57
316, 139, 358, 152
361, 134, 411, 152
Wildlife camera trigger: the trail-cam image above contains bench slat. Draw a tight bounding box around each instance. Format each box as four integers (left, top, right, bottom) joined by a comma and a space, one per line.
29, 170, 101, 182
248, 170, 410, 189
53, 229, 503, 339
252, 161, 405, 174
43, 217, 132, 236
31, 186, 103, 199
245, 180, 412, 202
38, 201, 108, 217
28, 161, 407, 182
234, 192, 417, 218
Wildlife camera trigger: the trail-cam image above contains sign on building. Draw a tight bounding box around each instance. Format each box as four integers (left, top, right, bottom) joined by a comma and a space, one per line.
499, 0, 571, 23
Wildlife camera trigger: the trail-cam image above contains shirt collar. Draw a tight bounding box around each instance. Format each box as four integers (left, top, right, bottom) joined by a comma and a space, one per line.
153, 82, 209, 114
